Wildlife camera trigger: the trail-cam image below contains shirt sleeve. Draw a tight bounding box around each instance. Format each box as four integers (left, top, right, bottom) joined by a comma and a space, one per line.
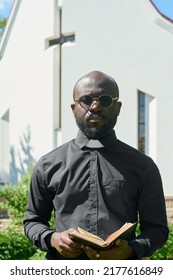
129, 161, 169, 258
23, 157, 55, 251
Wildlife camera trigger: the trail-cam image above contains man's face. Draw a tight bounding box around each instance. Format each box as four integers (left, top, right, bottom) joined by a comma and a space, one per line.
71, 72, 122, 139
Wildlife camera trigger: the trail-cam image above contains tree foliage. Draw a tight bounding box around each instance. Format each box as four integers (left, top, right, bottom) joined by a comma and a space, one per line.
0, 18, 7, 28
0, 18, 7, 37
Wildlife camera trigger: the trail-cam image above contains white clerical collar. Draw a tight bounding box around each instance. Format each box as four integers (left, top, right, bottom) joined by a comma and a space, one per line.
85, 139, 104, 148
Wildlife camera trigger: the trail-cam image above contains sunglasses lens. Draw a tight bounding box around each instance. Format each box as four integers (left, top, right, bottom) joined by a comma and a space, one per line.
79, 96, 93, 106
78, 95, 114, 109
99, 95, 112, 108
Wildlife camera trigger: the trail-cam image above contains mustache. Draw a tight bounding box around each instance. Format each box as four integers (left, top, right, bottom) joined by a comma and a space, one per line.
86, 112, 106, 119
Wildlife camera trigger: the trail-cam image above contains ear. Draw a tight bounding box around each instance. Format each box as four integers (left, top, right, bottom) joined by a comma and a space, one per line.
116, 101, 122, 116
71, 103, 75, 115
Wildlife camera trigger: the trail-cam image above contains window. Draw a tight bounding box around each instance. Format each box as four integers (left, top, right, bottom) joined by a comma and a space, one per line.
0, 109, 10, 185
138, 92, 145, 153
138, 91, 156, 160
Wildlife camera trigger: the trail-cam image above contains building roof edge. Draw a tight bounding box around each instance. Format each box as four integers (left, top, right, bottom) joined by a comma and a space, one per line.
0, 0, 21, 60
149, 0, 173, 24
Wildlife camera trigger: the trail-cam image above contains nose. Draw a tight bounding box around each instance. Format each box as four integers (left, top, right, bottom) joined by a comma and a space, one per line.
89, 100, 102, 112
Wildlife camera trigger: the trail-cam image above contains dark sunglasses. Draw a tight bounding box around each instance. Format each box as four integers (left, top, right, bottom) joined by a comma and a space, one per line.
75, 95, 118, 109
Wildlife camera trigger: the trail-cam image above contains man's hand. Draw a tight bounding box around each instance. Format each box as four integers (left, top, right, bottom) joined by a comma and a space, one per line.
83, 239, 134, 260
50, 229, 84, 258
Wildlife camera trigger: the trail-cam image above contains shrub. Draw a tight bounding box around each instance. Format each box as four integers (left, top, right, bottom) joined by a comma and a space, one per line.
0, 178, 29, 225
0, 168, 40, 260
0, 227, 37, 260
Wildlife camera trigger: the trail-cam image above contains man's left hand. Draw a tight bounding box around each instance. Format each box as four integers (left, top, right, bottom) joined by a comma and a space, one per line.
83, 239, 134, 260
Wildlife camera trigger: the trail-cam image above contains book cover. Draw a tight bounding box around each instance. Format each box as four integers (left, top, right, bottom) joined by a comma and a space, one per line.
69, 222, 136, 250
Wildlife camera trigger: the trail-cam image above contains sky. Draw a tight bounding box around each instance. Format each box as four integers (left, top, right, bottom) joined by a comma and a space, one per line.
0, 0, 14, 18
152, 0, 173, 21
0, 0, 173, 20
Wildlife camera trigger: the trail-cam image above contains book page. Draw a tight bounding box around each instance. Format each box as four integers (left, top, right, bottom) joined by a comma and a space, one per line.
77, 227, 103, 241
105, 222, 136, 243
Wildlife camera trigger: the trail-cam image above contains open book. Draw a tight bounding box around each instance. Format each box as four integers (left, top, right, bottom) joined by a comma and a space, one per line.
69, 222, 136, 250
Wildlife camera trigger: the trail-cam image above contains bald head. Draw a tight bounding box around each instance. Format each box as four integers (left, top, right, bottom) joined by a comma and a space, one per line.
71, 70, 122, 139
73, 70, 119, 100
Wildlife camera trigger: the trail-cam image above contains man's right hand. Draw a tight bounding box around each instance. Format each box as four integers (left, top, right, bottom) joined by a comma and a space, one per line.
49, 229, 84, 258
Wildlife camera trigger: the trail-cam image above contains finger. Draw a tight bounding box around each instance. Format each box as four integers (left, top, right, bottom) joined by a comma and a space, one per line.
68, 238, 85, 248
59, 239, 82, 253
64, 235, 84, 249
115, 239, 128, 248
84, 246, 101, 260
58, 240, 83, 258
59, 249, 83, 258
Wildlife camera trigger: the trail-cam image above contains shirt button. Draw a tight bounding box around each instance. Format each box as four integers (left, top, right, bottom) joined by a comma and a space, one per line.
90, 179, 95, 184
91, 157, 96, 161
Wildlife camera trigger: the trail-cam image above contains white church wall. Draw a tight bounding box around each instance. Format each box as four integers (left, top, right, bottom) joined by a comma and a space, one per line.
0, 0, 56, 184
61, 0, 173, 195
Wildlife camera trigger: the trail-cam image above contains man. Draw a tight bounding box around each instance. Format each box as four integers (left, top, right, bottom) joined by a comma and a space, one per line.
24, 70, 168, 260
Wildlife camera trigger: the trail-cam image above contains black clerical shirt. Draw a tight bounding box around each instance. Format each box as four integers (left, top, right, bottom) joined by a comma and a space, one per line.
24, 130, 168, 259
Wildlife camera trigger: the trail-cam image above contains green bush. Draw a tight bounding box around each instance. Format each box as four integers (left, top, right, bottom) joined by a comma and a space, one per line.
0, 176, 30, 225
0, 168, 41, 260
0, 227, 37, 260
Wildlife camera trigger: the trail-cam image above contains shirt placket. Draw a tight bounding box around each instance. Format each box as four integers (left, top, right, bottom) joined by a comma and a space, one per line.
87, 150, 98, 235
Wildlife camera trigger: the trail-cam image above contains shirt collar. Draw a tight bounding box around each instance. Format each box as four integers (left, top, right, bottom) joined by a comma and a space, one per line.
74, 130, 118, 149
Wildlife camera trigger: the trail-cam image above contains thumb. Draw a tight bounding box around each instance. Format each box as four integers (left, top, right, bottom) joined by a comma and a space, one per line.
115, 239, 128, 248
115, 239, 121, 245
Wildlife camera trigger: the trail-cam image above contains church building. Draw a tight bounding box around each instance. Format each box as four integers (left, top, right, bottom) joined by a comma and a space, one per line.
0, 0, 173, 220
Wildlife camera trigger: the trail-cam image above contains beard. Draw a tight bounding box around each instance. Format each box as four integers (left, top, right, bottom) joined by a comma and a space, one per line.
75, 116, 118, 139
